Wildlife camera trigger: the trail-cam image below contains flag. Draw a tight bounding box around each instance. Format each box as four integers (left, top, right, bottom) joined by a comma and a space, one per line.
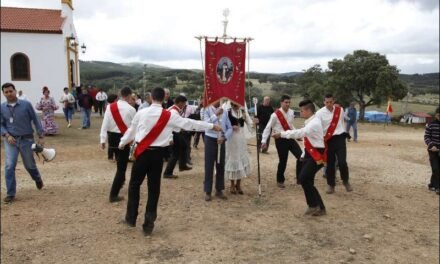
204, 40, 246, 107
386, 97, 393, 113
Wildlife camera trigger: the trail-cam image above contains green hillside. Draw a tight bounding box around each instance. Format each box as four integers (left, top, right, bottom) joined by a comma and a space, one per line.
79, 60, 438, 113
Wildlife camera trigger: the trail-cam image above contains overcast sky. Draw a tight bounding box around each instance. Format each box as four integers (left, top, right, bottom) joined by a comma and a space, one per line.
2, 0, 439, 74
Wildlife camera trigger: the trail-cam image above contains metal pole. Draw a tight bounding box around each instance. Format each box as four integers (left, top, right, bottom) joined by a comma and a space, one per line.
253, 98, 261, 196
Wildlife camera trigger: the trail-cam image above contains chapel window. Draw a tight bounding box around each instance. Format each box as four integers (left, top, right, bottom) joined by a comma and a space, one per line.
11, 53, 30, 81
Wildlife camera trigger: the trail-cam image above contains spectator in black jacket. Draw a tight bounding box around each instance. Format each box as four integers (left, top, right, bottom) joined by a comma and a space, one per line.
254, 96, 274, 153
162, 88, 174, 109
78, 87, 94, 129
424, 106, 440, 195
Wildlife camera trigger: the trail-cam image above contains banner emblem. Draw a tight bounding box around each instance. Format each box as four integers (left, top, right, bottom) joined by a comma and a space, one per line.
216, 57, 234, 84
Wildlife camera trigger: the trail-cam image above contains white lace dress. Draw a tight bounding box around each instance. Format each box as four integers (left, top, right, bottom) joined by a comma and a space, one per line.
224, 108, 253, 180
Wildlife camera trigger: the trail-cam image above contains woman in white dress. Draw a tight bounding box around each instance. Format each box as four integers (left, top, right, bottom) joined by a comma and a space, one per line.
221, 101, 253, 194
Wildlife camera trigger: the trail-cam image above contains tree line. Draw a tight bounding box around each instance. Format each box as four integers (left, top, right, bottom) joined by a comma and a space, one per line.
80, 50, 438, 120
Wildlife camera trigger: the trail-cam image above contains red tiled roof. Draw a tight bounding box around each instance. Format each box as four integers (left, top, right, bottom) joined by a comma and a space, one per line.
411, 112, 432, 118
0, 7, 64, 34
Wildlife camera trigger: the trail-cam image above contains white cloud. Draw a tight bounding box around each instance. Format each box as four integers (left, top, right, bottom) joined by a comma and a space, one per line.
1, 0, 438, 73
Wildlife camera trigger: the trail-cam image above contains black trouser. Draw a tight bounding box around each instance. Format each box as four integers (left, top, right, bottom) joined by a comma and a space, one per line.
275, 138, 302, 184
204, 136, 225, 193
107, 132, 119, 160
299, 150, 325, 209
257, 125, 271, 151
193, 132, 204, 147
181, 131, 192, 163
326, 134, 349, 187
125, 147, 165, 226
97, 101, 105, 116
163, 133, 186, 175
428, 151, 440, 189
108, 132, 129, 198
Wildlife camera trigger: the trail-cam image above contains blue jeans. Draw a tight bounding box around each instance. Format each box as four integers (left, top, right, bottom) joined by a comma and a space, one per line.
4, 137, 42, 197
81, 107, 91, 128
63, 107, 74, 122
346, 122, 357, 141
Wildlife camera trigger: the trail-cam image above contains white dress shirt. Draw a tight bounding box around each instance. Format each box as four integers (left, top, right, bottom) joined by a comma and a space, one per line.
280, 114, 325, 148
96, 91, 108, 102
100, 100, 136, 143
261, 108, 296, 144
315, 105, 346, 136
59, 93, 75, 104
119, 103, 214, 148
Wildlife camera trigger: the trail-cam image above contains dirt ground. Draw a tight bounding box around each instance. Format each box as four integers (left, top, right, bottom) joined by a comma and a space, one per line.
1, 115, 439, 264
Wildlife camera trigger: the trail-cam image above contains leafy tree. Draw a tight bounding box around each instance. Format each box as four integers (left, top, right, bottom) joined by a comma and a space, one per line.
327, 50, 408, 120
177, 72, 190, 82
297, 65, 328, 107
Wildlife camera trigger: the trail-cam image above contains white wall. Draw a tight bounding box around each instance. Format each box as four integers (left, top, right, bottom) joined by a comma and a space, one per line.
1, 32, 68, 112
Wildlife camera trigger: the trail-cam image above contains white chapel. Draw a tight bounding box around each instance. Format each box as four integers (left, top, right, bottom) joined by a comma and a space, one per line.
0, 0, 83, 110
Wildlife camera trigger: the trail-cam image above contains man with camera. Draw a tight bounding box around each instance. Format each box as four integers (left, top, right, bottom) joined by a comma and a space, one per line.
1, 82, 45, 203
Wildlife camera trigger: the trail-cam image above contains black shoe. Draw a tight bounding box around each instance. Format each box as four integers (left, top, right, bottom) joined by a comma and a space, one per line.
277, 182, 285, 189
121, 217, 135, 227
163, 174, 178, 179
36, 180, 44, 190
312, 208, 327, 216
109, 196, 124, 203
3, 196, 15, 203
179, 166, 192, 172
429, 186, 437, 192
142, 220, 155, 236
215, 191, 227, 200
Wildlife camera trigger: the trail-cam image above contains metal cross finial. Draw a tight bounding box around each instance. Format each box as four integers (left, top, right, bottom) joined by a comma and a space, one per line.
222, 8, 230, 38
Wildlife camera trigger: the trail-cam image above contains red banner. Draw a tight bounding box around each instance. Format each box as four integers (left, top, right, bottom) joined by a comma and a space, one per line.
204, 40, 246, 107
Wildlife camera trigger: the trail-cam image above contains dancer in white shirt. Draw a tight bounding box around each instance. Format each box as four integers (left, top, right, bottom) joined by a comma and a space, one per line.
95, 88, 108, 116
261, 95, 302, 188
315, 94, 352, 194
273, 99, 326, 216
118, 87, 222, 235
100, 87, 136, 202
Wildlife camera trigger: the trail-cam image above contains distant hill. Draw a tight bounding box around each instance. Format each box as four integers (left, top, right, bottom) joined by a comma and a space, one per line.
79, 60, 438, 97
120, 62, 170, 69
279, 72, 303, 77
399, 73, 439, 95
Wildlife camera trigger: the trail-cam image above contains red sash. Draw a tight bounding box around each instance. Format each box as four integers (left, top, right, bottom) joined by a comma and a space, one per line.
324, 106, 341, 142
275, 109, 290, 131
168, 105, 180, 113
134, 109, 171, 159
110, 102, 128, 135
304, 137, 326, 165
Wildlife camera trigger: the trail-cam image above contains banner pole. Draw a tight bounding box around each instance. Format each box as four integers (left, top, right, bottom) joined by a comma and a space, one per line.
254, 103, 262, 197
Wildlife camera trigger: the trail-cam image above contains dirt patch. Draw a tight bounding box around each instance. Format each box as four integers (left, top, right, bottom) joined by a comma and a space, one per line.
1, 116, 438, 263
